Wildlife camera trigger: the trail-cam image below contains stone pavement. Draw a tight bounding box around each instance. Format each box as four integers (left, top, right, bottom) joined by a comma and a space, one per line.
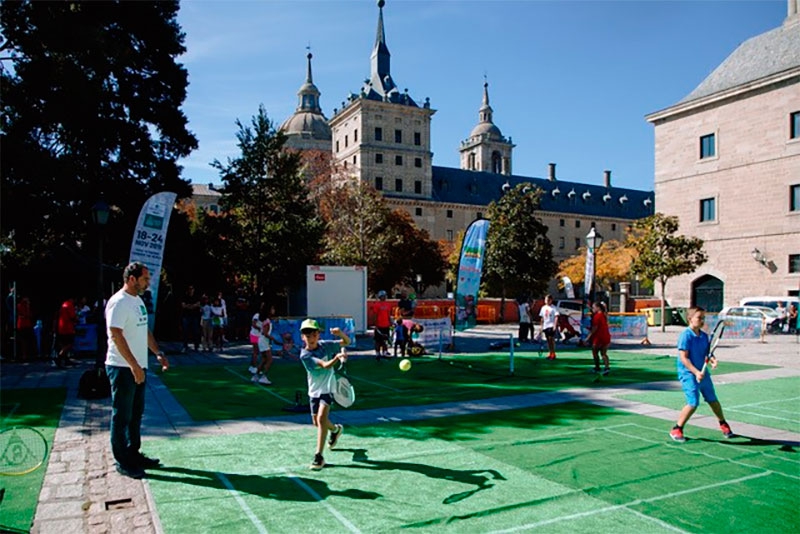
1, 325, 797, 533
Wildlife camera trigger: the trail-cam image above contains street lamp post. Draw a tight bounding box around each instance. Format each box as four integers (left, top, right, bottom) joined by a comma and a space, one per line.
580, 227, 603, 344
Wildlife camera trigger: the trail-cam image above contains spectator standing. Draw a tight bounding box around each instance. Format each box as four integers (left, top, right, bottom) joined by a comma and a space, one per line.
398, 291, 413, 318
180, 286, 201, 352
105, 262, 169, 479
370, 290, 393, 360
588, 301, 611, 375
393, 317, 409, 357
517, 297, 532, 343
539, 294, 560, 360
199, 295, 212, 351
55, 297, 78, 368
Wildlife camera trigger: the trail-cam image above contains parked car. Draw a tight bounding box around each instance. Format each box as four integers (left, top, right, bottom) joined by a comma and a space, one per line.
719, 306, 783, 333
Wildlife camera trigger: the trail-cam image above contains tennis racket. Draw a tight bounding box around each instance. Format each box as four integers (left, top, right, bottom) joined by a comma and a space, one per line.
697, 322, 725, 383
0, 427, 49, 476
332, 350, 356, 408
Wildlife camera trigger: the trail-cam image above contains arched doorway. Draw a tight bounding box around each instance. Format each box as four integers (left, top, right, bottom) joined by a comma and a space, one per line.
692, 275, 723, 312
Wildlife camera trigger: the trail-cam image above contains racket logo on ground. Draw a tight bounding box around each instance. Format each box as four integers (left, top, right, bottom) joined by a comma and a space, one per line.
0, 427, 49, 476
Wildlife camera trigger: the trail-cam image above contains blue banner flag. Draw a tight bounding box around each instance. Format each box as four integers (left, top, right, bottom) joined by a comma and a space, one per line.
454, 218, 490, 332
129, 192, 177, 331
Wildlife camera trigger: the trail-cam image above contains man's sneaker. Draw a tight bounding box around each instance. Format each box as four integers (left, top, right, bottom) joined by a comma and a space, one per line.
310, 453, 325, 470
257, 375, 272, 385
248, 366, 258, 374
134, 453, 161, 469
328, 424, 343, 449
602, 368, 610, 376
116, 463, 145, 479
719, 421, 734, 438
670, 427, 686, 443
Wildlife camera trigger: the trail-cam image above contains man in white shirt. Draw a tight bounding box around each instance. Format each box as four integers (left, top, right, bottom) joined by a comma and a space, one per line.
105, 262, 169, 479
539, 294, 560, 360
518, 298, 531, 342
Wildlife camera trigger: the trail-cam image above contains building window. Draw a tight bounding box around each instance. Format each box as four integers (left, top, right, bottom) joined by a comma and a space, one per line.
575, 238, 581, 250
376, 153, 383, 164
395, 129, 402, 143
446, 209, 453, 218
575, 220, 581, 228
375, 127, 382, 141
354, 129, 358, 143
700, 197, 716, 222
700, 133, 715, 159
209, 205, 219, 214
375, 176, 383, 190
559, 237, 565, 250
415, 207, 422, 216
414, 157, 422, 168
345, 135, 348, 148
791, 184, 800, 212
477, 212, 483, 219
414, 132, 421, 146
414, 180, 422, 194
352, 155, 357, 165
395, 179, 403, 192
559, 219, 565, 227
336, 140, 339, 152
611, 223, 617, 231
790, 254, 800, 274
446, 229, 454, 241
395, 155, 403, 166
791, 112, 800, 139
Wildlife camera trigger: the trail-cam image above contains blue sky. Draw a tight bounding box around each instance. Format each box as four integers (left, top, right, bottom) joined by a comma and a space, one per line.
176, 0, 786, 192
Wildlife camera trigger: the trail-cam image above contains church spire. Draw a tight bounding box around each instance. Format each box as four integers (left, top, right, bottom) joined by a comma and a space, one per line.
479, 78, 494, 124
369, 0, 394, 94
296, 51, 322, 114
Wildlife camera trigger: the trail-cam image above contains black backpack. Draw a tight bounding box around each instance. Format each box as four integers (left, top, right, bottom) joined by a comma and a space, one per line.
78, 367, 111, 400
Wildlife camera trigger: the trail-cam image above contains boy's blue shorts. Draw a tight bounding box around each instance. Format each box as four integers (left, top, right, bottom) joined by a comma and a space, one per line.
679, 373, 718, 407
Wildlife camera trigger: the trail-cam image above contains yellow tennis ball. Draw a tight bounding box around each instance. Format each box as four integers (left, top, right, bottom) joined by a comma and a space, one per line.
399, 358, 412, 372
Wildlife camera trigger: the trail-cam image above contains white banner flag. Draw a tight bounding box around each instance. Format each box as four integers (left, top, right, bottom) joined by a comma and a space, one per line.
129, 192, 177, 331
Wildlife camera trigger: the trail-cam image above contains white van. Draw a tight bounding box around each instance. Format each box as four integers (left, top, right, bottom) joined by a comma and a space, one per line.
738, 296, 799, 312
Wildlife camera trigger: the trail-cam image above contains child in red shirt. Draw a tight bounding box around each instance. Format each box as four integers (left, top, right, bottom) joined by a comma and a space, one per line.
589, 301, 611, 375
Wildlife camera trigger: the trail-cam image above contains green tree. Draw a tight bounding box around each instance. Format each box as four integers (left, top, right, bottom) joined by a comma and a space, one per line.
318, 178, 445, 293
629, 213, 707, 331
211, 106, 324, 299
0, 1, 196, 276
484, 184, 558, 318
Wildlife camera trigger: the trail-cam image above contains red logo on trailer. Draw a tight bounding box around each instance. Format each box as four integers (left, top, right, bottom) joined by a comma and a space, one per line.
314, 274, 326, 281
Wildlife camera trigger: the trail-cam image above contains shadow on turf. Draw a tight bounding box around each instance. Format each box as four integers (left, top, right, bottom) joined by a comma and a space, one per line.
694, 435, 799, 451
146, 465, 382, 501
336, 447, 506, 504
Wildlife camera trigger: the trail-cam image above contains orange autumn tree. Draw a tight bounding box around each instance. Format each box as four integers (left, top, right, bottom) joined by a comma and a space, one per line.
557, 239, 636, 295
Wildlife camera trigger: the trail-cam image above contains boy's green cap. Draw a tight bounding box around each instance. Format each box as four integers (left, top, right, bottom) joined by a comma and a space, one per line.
300, 318, 321, 331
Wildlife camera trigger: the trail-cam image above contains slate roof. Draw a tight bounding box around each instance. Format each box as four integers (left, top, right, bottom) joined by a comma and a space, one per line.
427, 166, 655, 220
680, 21, 800, 104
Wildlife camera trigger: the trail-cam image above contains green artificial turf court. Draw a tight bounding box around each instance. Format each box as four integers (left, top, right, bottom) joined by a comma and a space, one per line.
144, 402, 799, 533
158, 351, 770, 421
620, 375, 800, 434
0, 388, 66, 533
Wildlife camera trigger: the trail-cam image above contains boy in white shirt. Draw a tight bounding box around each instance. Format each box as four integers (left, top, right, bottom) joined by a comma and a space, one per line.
539, 294, 560, 360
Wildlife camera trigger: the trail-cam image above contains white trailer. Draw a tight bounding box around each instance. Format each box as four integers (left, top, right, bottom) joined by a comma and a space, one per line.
306, 265, 368, 334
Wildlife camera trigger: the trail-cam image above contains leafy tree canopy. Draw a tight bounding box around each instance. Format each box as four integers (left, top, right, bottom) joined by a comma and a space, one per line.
557, 239, 636, 294
1, 0, 196, 272
483, 183, 558, 301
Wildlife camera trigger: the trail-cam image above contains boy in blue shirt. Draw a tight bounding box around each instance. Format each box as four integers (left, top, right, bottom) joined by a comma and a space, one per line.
670, 306, 733, 442
299, 319, 350, 469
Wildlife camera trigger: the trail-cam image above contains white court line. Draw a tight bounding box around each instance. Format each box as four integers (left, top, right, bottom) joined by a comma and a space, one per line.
348, 374, 402, 392
1, 402, 21, 424
216, 472, 268, 534
730, 396, 800, 410
490, 472, 769, 533
606, 426, 800, 476
223, 367, 294, 404
725, 408, 800, 424
286, 470, 361, 533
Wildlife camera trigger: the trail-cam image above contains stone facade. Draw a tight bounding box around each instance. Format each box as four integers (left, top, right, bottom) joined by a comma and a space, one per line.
646, 5, 800, 309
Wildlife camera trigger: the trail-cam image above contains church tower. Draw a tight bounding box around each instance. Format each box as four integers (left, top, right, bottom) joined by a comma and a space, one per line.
328, 0, 436, 199
279, 52, 331, 152
459, 81, 514, 175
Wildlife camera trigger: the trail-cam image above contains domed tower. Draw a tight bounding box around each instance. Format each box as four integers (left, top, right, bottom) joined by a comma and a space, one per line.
459, 81, 514, 175
280, 52, 331, 152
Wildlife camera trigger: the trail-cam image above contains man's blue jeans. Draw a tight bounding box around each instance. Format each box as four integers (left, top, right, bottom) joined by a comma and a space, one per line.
106, 365, 146, 468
